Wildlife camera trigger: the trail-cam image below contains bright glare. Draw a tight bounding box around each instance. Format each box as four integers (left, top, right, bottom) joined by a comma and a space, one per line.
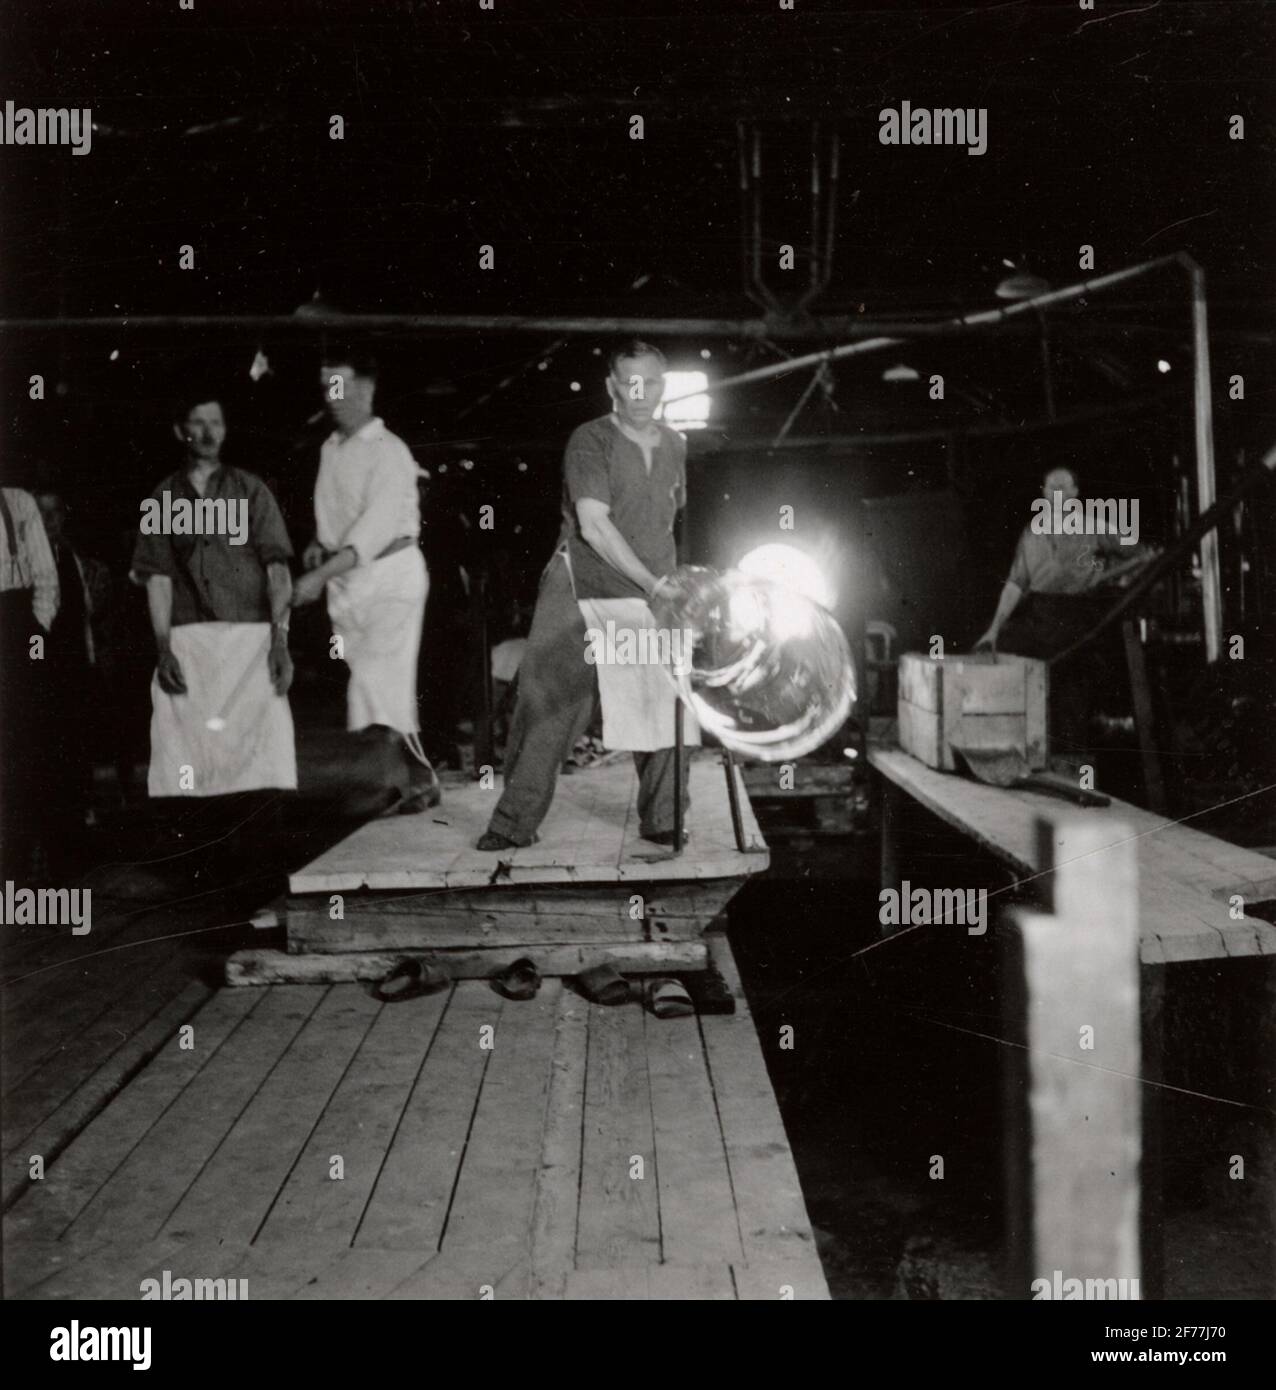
1157, 359, 1171, 374
659, 371, 711, 430
738, 543, 835, 609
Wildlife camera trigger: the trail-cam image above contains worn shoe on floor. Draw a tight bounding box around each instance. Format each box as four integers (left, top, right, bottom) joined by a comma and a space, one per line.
492, 957, 541, 1001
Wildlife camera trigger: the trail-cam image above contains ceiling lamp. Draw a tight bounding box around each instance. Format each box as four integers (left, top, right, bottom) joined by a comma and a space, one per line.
882, 362, 919, 382
995, 271, 1052, 301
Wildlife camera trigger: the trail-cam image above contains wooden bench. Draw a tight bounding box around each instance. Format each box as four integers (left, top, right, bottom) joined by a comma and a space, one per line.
869, 745, 1276, 964
869, 743, 1276, 1296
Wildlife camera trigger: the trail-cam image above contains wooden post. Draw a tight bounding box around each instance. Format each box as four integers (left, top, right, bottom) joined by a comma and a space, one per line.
879, 780, 900, 938
1006, 818, 1142, 1298
1121, 619, 1167, 814
1188, 260, 1222, 664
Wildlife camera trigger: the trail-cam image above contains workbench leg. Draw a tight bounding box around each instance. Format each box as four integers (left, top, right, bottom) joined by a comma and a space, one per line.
1123, 620, 1167, 814
1140, 962, 1167, 1299
879, 780, 901, 934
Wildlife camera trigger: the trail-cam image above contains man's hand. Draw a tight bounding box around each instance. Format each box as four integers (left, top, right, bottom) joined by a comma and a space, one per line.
291, 571, 325, 608
302, 540, 327, 572
268, 640, 294, 697
973, 628, 998, 654
156, 648, 187, 695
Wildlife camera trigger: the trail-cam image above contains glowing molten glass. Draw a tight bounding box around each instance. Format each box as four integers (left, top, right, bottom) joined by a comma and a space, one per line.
650, 565, 856, 762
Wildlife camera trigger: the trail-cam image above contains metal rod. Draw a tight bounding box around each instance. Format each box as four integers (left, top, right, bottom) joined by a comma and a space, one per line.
1047, 442, 1276, 668
723, 748, 748, 854
672, 697, 685, 854
0, 255, 1182, 342
659, 254, 1185, 405
772, 364, 827, 447
1188, 261, 1222, 663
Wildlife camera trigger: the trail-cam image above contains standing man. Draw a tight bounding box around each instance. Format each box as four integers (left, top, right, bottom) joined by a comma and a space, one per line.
478, 340, 692, 852
291, 350, 440, 814
130, 392, 296, 885
975, 464, 1156, 770
0, 481, 59, 879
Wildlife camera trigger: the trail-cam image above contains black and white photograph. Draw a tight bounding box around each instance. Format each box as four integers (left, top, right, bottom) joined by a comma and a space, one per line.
0, 0, 1272, 1351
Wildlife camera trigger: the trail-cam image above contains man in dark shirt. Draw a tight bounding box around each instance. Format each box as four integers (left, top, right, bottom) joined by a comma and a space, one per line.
34, 489, 111, 857
478, 341, 690, 851
128, 393, 296, 888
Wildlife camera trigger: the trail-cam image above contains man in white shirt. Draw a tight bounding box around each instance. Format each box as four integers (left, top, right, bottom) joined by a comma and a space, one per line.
0, 484, 60, 878
292, 350, 440, 814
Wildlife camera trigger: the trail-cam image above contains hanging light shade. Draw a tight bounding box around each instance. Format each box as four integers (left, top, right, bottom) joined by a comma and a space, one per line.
882, 362, 920, 383
995, 271, 1052, 301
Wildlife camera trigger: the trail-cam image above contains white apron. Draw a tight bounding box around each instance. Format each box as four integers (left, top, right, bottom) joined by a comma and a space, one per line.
326, 545, 427, 734
148, 622, 297, 797
564, 550, 701, 753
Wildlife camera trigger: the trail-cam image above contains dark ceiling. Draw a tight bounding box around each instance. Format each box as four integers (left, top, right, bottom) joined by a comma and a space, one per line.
1, 0, 1272, 480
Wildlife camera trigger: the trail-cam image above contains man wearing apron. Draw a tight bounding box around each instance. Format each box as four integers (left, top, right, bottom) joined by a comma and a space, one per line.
292, 350, 440, 814
478, 340, 695, 852
131, 392, 297, 889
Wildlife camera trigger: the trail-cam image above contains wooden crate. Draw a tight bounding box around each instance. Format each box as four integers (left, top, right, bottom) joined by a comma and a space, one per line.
897, 652, 1047, 772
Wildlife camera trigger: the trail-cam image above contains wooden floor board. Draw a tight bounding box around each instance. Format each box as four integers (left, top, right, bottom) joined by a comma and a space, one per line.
575, 1000, 661, 1270
352, 983, 502, 1250
6, 938, 829, 1300
699, 936, 827, 1282
159, 984, 382, 1245
646, 1009, 745, 1267
528, 985, 589, 1298
4, 986, 262, 1246
289, 754, 767, 893
3, 959, 205, 1159
441, 979, 563, 1263
3, 979, 213, 1210
59, 987, 322, 1246
253, 986, 449, 1249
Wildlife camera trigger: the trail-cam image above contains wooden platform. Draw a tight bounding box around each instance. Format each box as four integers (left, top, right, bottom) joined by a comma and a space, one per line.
228, 754, 771, 985
5, 936, 829, 1301
869, 746, 1276, 964
287, 752, 768, 894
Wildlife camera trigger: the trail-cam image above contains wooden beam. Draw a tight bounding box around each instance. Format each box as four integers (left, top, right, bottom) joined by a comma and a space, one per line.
1009, 818, 1141, 1300
225, 942, 708, 986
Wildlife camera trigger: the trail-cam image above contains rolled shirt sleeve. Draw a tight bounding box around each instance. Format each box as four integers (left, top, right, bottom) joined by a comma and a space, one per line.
341, 439, 419, 566
131, 483, 176, 584
1006, 531, 1031, 593
247, 475, 294, 567
564, 424, 613, 508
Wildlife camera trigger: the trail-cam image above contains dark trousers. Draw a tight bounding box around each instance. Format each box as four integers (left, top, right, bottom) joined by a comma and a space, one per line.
999, 592, 1115, 764
0, 591, 43, 879
485, 558, 687, 844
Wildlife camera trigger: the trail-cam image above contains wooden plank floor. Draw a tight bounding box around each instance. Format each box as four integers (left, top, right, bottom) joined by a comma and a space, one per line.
289, 753, 768, 894
870, 746, 1276, 964
4, 935, 828, 1300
